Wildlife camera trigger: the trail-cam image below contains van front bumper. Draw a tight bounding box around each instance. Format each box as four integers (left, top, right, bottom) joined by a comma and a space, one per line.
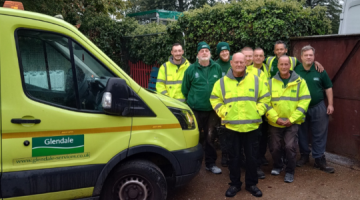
171, 143, 203, 187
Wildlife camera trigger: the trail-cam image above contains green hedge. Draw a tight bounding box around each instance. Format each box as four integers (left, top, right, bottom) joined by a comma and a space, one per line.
165, 0, 331, 63
123, 22, 183, 65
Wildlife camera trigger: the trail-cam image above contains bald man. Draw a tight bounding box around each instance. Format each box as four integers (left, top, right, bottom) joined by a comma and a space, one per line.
210, 53, 270, 197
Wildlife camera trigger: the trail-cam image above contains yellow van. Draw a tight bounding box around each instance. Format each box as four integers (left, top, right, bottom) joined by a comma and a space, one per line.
0, 3, 202, 200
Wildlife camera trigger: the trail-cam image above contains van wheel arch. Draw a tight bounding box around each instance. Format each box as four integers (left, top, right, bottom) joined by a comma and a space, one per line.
92, 145, 181, 197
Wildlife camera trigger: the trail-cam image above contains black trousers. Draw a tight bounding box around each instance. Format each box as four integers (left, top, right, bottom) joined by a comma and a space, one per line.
223, 128, 259, 187
192, 109, 219, 167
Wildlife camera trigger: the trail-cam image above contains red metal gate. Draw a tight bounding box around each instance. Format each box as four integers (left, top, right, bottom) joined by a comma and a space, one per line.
290, 34, 360, 160
129, 61, 160, 88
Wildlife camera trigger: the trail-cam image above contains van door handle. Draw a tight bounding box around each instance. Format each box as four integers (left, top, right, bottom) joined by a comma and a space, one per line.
11, 119, 41, 124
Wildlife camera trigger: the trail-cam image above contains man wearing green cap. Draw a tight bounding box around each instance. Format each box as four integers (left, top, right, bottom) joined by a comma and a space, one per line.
215, 42, 232, 167
182, 41, 223, 174
215, 42, 232, 77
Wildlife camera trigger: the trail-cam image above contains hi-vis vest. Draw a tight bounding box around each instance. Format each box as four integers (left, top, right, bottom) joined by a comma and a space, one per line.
156, 57, 190, 102
266, 72, 311, 128
210, 69, 271, 133
266, 56, 297, 77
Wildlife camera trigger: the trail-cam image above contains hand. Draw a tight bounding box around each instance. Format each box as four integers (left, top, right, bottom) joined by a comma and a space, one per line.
315, 61, 324, 73
276, 118, 286, 126
327, 105, 334, 115
283, 119, 292, 127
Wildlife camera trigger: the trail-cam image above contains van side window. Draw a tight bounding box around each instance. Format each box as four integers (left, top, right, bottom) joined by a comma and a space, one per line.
17, 30, 77, 108
16, 29, 115, 111
70, 42, 115, 110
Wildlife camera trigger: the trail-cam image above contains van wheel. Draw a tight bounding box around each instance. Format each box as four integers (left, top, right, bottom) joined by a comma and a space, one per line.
101, 159, 167, 200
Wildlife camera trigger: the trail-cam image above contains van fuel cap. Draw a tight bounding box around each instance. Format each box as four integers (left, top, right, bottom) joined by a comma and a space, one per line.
24, 140, 30, 146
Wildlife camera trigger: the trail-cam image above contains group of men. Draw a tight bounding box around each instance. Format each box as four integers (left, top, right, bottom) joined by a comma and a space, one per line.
156, 40, 334, 198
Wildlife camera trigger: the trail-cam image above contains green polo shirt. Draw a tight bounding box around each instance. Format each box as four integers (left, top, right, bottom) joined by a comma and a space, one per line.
280, 71, 292, 87
216, 56, 232, 77
266, 57, 301, 78
235, 76, 244, 82
294, 63, 333, 107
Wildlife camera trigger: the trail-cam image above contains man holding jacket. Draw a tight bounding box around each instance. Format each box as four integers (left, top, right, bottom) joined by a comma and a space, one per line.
266, 55, 311, 183
182, 41, 223, 174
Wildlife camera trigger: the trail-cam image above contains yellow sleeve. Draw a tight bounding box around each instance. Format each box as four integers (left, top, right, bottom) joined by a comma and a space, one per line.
289, 80, 311, 123
156, 65, 168, 96
266, 79, 279, 123
256, 77, 271, 116
210, 79, 227, 118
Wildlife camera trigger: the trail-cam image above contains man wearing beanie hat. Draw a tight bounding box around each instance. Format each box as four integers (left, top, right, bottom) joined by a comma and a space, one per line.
215, 42, 232, 77
215, 42, 232, 168
182, 41, 223, 174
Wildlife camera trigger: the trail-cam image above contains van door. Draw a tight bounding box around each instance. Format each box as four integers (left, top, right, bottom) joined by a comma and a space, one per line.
0, 15, 132, 199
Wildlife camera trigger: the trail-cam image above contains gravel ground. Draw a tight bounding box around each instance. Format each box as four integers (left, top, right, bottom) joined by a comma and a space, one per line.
168, 151, 360, 200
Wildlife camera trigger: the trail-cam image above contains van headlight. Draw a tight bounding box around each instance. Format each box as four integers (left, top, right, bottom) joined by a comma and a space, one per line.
168, 107, 195, 130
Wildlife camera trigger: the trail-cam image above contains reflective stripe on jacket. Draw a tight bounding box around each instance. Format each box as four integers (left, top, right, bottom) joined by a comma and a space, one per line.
156, 56, 190, 102
266, 71, 311, 128
266, 56, 297, 77
210, 68, 271, 133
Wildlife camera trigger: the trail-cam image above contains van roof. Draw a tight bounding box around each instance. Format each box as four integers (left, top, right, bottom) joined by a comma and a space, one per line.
0, 7, 79, 33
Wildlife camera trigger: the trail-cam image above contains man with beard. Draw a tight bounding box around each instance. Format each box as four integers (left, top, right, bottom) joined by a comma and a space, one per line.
215, 42, 232, 77
156, 43, 190, 102
210, 53, 270, 197
182, 41, 223, 174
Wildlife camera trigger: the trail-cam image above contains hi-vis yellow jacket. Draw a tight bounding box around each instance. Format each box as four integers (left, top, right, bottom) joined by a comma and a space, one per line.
210, 69, 271, 133
266, 72, 311, 128
248, 63, 270, 79
156, 56, 190, 102
246, 64, 269, 84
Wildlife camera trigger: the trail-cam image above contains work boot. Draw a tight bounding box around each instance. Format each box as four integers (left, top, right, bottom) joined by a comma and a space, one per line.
225, 186, 241, 197
206, 165, 222, 174
257, 167, 265, 179
284, 173, 294, 183
245, 185, 262, 197
271, 168, 282, 175
296, 154, 309, 167
314, 155, 335, 173
221, 154, 229, 167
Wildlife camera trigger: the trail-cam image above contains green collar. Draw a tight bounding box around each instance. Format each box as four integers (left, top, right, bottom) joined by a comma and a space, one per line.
274, 71, 300, 83
195, 59, 215, 69
300, 63, 316, 72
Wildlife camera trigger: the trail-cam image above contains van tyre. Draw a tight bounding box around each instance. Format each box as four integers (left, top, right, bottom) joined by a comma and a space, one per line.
101, 159, 167, 200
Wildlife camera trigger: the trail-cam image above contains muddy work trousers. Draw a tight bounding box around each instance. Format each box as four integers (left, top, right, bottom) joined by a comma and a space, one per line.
221, 128, 259, 187
268, 124, 299, 174
192, 109, 219, 168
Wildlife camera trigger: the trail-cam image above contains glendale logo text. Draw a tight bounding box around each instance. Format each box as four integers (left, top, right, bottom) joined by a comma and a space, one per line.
44, 137, 74, 145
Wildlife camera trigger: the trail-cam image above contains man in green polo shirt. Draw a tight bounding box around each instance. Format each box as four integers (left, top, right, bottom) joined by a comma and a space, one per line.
215, 42, 232, 77
265, 41, 324, 78
294, 45, 335, 173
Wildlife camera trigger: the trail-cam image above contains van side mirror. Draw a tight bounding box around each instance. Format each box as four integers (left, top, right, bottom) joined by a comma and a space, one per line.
102, 78, 130, 116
